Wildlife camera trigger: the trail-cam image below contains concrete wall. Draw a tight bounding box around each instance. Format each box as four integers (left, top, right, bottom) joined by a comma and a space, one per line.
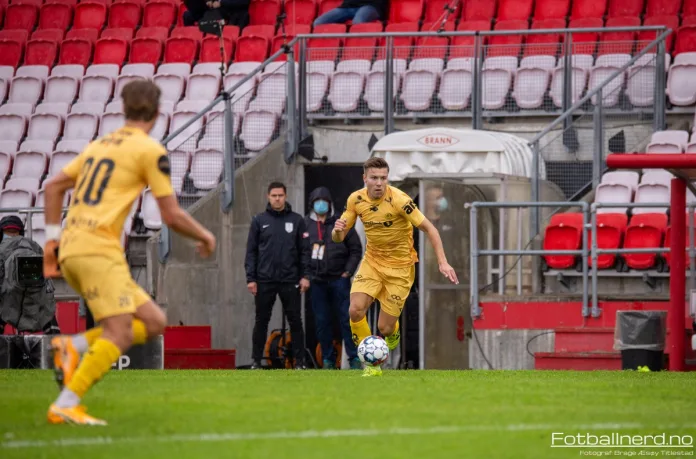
469, 329, 555, 370
147, 140, 305, 365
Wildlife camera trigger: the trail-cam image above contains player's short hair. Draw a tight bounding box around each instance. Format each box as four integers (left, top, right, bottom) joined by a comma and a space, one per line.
122, 80, 161, 122
267, 181, 286, 194
363, 157, 389, 173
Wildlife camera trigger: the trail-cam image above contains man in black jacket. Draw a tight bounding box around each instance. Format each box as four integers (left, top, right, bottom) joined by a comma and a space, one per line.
183, 0, 250, 29
245, 182, 311, 369
314, 0, 387, 26
305, 187, 363, 369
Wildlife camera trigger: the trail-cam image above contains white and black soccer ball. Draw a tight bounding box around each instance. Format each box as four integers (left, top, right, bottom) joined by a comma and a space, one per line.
357, 335, 389, 366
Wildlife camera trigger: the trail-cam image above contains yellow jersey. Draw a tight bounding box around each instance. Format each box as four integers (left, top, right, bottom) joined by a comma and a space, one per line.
340, 185, 425, 268
58, 126, 174, 261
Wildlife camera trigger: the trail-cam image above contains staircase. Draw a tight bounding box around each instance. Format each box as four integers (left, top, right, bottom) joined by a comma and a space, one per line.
163, 325, 236, 370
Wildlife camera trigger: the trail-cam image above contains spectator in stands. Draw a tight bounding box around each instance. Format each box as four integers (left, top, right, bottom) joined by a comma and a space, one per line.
245, 182, 311, 370
304, 187, 363, 370
0, 216, 60, 335
313, 0, 387, 26
183, 0, 250, 29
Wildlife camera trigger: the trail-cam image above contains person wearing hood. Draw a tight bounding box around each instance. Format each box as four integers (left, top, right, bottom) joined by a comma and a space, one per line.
245, 182, 311, 369
305, 187, 363, 370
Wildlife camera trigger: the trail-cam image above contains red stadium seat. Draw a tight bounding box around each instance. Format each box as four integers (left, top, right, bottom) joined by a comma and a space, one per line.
235, 34, 269, 61
607, 0, 644, 18
571, 0, 607, 19
341, 21, 382, 61
5, 3, 37, 31
533, 0, 570, 20
74, 1, 107, 30
142, 0, 176, 28
463, 0, 496, 22
674, 26, 696, 55
638, 16, 678, 52
568, 18, 604, 55
283, 0, 317, 25
32, 28, 65, 41
136, 26, 168, 41
66, 28, 99, 43
375, 22, 417, 60
525, 19, 566, 56
242, 24, 275, 37
597, 17, 640, 56
423, 0, 462, 24
129, 37, 163, 64
200, 36, 234, 63
45, 0, 77, 5
542, 213, 584, 270
12, 0, 42, 6
624, 213, 668, 270
221, 25, 240, 40
318, 0, 341, 16
590, 213, 628, 269
488, 19, 528, 57
413, 21, 452, 59
94, 37, 128, 66
25, 39, 58, 67
388, 0, 424, 24
0, 29, 29, 45
449, 20, 490, 58
0, 40, 23, 68
645, 0, 681, 17
249, 0, 280, 25
663, 220, 696, 269
270, 24, 310, 61
38, 3, 72, 30
497, 0, 533, 21
101, 27, 134, 40
108, 0, 142, 30
164, 37, 198, 63
58, 38, 92, 66
308, 23, 344, 61
685, 0, 696, 18
171, 27, 203, 42
684, 16, 696, 27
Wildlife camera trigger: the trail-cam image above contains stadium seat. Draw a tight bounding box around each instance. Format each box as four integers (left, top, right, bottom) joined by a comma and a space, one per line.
171, 27, 203, 42
595, 180, 633, 215
168, 149, 190, 185
638, 16, 678, 53
607, 0, 644, 17
99, 111, 124, 136
66, 28, 99, 43
9, 75, 43, 106
400, 69, 437, 111
335, 59, 369, 74
64, 111, 99, 140
58, 38, 92, 67
32, 29, 65, 42
317, 0, 341, 17
308, 23, 345, 61
17, 64, 50, 80
147, 111, 168, 141
157, 63, 191, 78
235, 34, 270, 62
87, 63, 120, 78
136, 26, 168, 42
447, 20, 489, 58
248, 0, 280, 26
497, 0, 533, 21
74, 1, 107, 30
189, 148, 223, 189
0, 140, 18, 157
388, 0, 424, 24
26, 111, 63, 143
240, 109, 277, 152
327, 71, 364, 112
70, 101, 104, 115
306, 71, 329, 112
79, 74, 113, 104
247, 72, 287, 114
200, 36, 235, 64
524, 19, 565, 56
588, 213, 628, 269
625, 54, 658, 107
141, 189, 161, 229
423, 0, 461, 23
666, 52, 696, 106
185, 73, 220, 101
154, 73, 185, 102
623, 213, 669, 270
598, 17, 640, 56
94, 37, 128, 66
588, 53, 631, 107
38, 2, 72, 30
437, 65, 472, 110
55, 139, 88, 155
101, 27, 134, 40
488, 20, 528, 58
645, 0, 681, 17
25, 39, 58, 67
568, 18, 604, 55
0, 29, 29, 45
0, 188, 34, 214
121, 62, 154, 78
44, 75, 79, 103
513, 63, 551, 109
108, 0, 141, 29
0, 40, 23, 68
674, 26, 696, 56
647, 130, 689, 153
5, 3, 38, 31
542, 213, 584, 270
129, 37, 163, 64
142, 0, 176, 28
242, 24, 276, 38
413, 22, 452, 60
533, 0, 570, 20
341, 22, 382, 61
0, 150, 12, 182
462, 0, 495, 21
363, 69, 400, 112
0, 110, 27, 142
283, 0, 316, 25
164, 37, 199, 63
634, 170, 673, 214
14, 149, 48, 179
571, 0, 607, 19
167, 104, 206, 152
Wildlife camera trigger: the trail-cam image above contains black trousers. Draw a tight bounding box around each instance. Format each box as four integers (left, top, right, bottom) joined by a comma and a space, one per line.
252, 282, 305, 363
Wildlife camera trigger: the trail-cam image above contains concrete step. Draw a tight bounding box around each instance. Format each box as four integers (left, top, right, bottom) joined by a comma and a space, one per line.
164, 349, 236, 369
555, 327, 615, 353
164, 326, 212, 350
535, 351, 622, 370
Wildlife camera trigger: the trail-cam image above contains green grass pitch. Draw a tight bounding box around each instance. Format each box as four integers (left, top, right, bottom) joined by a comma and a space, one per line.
0, 370, 695, 459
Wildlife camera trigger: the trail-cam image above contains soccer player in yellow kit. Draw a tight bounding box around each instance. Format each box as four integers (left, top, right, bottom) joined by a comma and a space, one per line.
42, 80, 216, 425
332, 157, 458, 376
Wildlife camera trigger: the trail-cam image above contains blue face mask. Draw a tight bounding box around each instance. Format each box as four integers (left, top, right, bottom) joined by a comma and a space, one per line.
313, 200, 329, 215
437, 197, 449, 213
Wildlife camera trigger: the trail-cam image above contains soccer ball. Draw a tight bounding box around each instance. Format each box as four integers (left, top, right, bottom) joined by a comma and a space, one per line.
357, 335, 389, 366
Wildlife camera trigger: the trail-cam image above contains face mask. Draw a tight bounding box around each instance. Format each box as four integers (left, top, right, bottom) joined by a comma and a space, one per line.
313, 200, 329, 215
437, 197, 449, 213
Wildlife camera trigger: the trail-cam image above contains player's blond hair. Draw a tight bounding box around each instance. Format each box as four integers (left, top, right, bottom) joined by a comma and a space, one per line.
121, 80, 161, 122
363, 157, 389, 173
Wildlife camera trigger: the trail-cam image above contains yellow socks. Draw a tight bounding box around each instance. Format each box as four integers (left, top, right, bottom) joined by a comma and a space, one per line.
67, 338, 122, 398
79, 319, 149, 348
350, 316, 372, 347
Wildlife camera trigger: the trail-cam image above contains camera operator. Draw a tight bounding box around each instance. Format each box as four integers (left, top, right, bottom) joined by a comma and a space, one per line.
0, 216, 59, 335
183, 0, 250, 29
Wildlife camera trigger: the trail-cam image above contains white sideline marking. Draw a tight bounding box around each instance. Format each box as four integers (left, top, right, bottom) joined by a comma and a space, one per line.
2, 423, 695, 450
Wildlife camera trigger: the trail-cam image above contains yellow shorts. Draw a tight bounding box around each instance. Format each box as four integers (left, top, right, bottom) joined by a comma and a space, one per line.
350, 259, 415, 317
60, 256, 151, 322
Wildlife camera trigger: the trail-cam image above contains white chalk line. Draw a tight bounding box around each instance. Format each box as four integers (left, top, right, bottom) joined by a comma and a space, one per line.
3, 423, 695, 450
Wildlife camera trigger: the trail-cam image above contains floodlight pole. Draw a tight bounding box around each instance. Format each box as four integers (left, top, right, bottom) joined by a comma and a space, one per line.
606, 153, 689, 372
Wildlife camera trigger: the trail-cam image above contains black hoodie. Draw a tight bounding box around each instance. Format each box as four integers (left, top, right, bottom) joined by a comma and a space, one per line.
304, 187, 363, 282
245, 202, 310, 284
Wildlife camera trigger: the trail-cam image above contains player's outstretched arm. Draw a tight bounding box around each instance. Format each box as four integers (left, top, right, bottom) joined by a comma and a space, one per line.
157, 195, 216, 258
417, 218, 459, 285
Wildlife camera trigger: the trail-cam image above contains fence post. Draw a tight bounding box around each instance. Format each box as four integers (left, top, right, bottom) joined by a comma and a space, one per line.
562, 30, 573, 128
470, 204, 481, 318
298, 38, 307, 138
593, 87, 604, 189
284, 48, 298, 164
220, 91, 235, 213
654, 38, 666, 132
581, 202, 589, 317
472, 33, 483, 129
384, 36, 395, 135
590, 205, 600, 317
531, 140, 541, 294
158, 224, 170, 263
